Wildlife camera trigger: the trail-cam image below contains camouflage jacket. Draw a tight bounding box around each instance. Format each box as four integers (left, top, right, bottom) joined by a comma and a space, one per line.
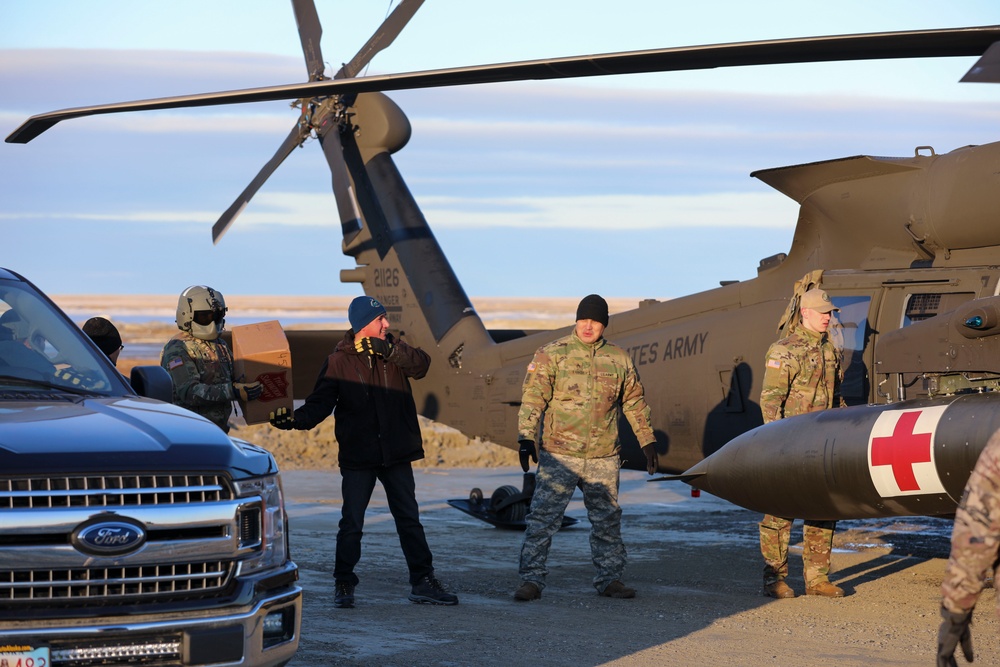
160, 331, 235, 431
941, 429, 1000, 615
760, 327, 842, 424
517, 331, 654, 459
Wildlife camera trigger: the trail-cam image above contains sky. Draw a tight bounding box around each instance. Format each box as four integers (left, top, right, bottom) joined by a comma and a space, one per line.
3, 1, 1000, 300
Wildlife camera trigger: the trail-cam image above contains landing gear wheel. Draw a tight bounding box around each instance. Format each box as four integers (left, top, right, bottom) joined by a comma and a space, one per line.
490, 484, 527, 523
469, 487, 483, 507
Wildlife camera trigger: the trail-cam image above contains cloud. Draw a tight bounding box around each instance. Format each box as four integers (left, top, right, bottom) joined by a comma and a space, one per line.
420, 193, 798, 230
2, 190, 796, 231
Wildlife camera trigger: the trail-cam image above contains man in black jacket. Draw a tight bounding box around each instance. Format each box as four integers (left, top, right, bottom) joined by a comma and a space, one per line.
269, 296, 458, 608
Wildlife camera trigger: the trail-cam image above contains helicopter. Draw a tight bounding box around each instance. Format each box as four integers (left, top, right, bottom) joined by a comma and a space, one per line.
8, 1, 1000, 524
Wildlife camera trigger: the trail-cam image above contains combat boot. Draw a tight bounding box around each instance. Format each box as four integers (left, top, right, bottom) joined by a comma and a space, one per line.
514, 581, 542, 601
334, 581, 355, 608
599, 580, 636, 598
409, 575, 459, 605
806, 580, 844, 597
763, 581, 796, 599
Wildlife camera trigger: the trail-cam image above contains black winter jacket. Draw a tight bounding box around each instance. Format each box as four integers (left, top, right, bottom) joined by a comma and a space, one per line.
291, 331, 430, 470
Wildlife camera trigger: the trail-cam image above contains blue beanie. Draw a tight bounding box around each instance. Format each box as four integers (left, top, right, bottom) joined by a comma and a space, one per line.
348, 296, 387, 332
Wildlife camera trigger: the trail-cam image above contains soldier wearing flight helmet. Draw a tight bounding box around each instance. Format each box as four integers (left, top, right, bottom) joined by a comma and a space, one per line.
160, 285, 261, 432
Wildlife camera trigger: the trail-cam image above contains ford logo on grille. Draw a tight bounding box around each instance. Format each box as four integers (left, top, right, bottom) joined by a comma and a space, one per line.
72, 516, 147, 556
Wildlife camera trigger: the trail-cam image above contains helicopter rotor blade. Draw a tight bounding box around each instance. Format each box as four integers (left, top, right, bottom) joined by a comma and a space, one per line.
962, 41, 1000, 82
316, 121, 363, 241
8, 25, 1000, 144
335, 0, 424, 80
291, 0, 326, 81
320, 118, 396, 260
291, 0, 423, 244
212, 0, 326, 245
211, 123, 309, 244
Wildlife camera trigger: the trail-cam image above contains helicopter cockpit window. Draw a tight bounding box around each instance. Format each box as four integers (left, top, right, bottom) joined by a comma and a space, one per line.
829, 296, 871, 406
0, 281, 119, 395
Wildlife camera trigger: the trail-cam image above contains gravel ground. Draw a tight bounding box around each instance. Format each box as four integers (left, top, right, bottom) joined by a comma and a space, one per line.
280, 467, 999, 667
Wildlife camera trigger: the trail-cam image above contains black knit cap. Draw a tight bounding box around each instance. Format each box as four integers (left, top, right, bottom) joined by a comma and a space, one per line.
82, 317, 122, 357
576, 294, 609, 327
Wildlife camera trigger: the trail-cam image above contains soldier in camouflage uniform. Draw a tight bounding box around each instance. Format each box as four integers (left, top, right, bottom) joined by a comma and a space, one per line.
759, 287, 845, 599
937, 428, 1000, 666
513, 294, 658, 602
160, 285, 261, 432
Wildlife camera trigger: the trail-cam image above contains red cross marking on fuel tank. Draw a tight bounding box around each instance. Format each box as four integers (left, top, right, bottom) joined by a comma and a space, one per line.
869, 411, 932, 492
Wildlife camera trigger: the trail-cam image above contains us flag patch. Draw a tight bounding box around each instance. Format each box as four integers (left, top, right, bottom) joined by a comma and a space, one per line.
527, 362, 537, 372
766, 358, 781, 369
167, 358, 183, 370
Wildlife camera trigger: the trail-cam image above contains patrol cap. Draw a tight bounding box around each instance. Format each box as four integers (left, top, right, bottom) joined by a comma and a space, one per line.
348, 296, 387, 332
800, 288, 839, 313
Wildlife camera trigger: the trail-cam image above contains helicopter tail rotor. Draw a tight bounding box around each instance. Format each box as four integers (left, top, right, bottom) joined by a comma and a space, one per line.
292, 0, 326, 82
335, 0, 425, 80
212, 0, 425, 245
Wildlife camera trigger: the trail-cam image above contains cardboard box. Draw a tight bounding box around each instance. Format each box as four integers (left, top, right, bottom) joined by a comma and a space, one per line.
231, 320, 294, 425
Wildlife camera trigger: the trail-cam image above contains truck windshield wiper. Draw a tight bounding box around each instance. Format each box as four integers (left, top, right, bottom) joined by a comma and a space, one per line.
0, 374, 94, 396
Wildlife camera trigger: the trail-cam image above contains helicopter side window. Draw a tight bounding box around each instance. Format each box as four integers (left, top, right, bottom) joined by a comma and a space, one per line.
902, 292, 975, 326
830, 296, 871, 406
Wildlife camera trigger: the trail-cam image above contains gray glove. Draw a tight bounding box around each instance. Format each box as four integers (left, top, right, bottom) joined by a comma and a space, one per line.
937, 607, 973, 667
518, 440, 537, 473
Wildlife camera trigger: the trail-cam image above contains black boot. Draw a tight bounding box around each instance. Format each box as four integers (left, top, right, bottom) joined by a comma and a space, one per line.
408, 575, 459, 605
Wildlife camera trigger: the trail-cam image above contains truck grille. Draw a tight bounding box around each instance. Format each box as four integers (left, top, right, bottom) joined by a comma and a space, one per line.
0, 561, 234, 603
0, 473, 232, 508
0, 474, 239, 608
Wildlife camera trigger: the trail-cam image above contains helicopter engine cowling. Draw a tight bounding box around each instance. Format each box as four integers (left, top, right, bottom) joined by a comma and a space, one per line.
918, 142, 1000, 252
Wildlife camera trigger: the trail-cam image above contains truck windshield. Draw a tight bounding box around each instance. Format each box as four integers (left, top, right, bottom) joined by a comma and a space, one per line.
0, 279, 120, 395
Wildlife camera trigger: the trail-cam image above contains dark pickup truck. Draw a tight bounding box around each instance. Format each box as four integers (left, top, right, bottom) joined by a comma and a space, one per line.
0, 267, 300, 667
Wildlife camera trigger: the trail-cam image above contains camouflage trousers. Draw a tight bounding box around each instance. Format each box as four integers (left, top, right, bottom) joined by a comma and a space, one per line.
759, 514, 837, 586
519, 450, 625, 592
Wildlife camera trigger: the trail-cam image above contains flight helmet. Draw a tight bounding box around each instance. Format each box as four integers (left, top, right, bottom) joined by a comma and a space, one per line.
175, 285, 227, 341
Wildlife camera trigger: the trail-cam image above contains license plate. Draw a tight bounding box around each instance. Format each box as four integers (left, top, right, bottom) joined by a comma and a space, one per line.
0, 646, 50, 667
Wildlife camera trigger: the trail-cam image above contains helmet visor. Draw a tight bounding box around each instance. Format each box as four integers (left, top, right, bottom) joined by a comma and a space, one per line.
192, 309, 225, 326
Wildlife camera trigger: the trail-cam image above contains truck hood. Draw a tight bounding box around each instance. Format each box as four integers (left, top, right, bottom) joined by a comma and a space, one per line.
0, 396, 277, 477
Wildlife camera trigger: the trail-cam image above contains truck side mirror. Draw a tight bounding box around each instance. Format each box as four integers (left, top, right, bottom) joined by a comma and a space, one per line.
130, 365, 173, 403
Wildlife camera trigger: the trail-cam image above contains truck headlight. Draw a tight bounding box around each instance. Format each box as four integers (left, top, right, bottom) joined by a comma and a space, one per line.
233, 474, 289, 574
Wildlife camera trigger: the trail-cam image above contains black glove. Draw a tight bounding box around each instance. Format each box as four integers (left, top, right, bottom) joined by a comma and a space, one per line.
937, 607, 973, 667
518, 440, 537, 473
269, 407, 295, 430
355, 336, 394, 358
641, 443, 658, 475
233, 381, 263, 402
